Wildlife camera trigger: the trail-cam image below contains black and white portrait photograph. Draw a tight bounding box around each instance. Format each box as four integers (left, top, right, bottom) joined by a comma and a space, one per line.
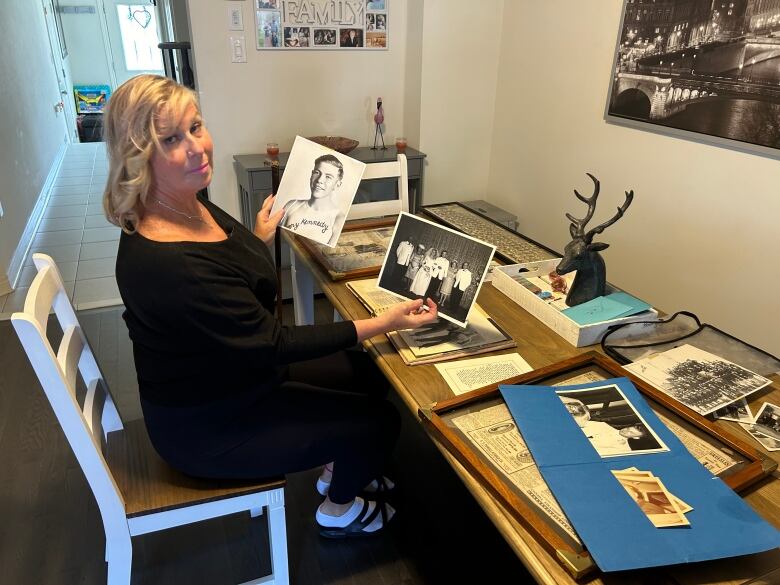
607, 0, 780, 153
283, 26, 309, 47
340, 28, 363, 47
743, 402, 780, 452
313, 28, 337, 46
556, 384, 669, 458
625, 344, 772, 416
377, 212, 496, 327
272, 136, 367, 247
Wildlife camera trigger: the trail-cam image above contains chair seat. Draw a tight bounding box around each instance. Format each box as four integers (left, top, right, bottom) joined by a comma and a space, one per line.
105, 419, 286, 518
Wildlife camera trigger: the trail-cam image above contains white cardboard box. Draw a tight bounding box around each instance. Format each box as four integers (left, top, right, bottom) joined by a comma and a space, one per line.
492, 259, 658, 347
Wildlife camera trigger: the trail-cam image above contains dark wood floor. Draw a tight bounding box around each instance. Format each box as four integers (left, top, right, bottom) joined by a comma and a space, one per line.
0, 300, 533, 584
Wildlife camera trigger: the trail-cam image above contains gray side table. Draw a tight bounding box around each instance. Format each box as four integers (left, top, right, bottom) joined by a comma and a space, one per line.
233, 146, 426, 229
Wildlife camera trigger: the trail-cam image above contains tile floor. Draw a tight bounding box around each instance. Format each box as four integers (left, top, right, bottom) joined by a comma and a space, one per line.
0, 143, 122, 317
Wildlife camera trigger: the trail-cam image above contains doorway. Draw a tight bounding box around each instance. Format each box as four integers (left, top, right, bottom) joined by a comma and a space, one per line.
102, 1, 166, 86
43, 0, 79, 143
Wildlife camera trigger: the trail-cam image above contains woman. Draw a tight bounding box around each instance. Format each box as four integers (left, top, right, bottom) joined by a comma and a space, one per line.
404, 244, 425, 289
103, 75, 438, 537
410, 247, 437, 297
438, 260, 457, 307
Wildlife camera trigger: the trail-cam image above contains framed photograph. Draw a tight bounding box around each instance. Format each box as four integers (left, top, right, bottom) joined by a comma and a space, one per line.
272, 136, 367, 247
377, 212, 496, 327
296, 217, 396, 281
257, 0, 388, 50
418, 352, 775, 578
256, 10, 281, 48
606, 0, 780, 157
421, 202, 558, 265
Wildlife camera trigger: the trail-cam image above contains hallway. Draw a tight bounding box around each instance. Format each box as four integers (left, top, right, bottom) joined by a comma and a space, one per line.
0, 143, 122, 317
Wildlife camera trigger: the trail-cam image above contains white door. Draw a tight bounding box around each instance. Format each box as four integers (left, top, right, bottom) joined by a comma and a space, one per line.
43, 0, 79, 142
101, 0, 165, 87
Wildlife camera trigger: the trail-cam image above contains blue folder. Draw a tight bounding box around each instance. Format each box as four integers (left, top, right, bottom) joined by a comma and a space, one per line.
500, 377, 780, 572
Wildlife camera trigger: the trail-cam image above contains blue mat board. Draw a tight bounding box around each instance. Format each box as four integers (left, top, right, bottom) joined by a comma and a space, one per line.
500, 377, 780, 572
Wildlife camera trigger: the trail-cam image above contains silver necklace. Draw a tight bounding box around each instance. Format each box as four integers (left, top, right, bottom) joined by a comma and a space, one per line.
154, 198, 204, 222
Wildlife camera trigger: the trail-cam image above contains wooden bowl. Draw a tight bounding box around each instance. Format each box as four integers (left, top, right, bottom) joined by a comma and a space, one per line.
307, 136, 359, 154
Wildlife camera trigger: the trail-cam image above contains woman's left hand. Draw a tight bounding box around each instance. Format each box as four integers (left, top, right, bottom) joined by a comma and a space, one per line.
254, 194, 285, 245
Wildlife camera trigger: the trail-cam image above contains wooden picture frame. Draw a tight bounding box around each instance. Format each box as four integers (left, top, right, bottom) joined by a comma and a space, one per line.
295, 217, 397, 281
421, 202, 559, 265
418, 351, 775, 579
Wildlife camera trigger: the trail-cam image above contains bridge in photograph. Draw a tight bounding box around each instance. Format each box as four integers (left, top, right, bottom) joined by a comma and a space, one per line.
610, 37, 780, 120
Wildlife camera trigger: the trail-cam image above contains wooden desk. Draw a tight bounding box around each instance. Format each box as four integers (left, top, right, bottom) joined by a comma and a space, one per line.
284, 231, 780, 584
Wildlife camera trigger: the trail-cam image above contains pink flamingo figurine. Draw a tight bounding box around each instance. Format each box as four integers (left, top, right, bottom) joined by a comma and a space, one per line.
372, 97, 386, 149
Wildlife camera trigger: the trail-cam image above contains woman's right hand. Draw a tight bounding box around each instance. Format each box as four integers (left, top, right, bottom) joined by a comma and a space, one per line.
254, 194, 284, 245
353, 298, 439, 343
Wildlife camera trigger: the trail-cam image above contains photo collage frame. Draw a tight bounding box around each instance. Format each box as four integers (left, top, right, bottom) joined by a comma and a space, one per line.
255, 0, 388, 50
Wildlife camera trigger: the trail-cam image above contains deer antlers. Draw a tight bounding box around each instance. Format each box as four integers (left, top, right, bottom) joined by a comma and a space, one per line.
566, 173, 634, 243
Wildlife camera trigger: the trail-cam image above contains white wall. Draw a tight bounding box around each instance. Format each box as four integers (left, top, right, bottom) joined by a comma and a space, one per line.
0, 0, 68, 290
188, 0, 415, 218
417, 0, 504, 204
60, 0, 113, 87
488, 0, 780, 355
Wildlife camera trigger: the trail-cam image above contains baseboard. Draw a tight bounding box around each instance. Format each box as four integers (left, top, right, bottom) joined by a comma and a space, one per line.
6, 143, 67, 289
0, 275, 11, 297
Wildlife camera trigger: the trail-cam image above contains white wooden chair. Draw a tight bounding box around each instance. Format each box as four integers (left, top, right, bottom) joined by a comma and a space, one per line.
291, 153, 410, 325
345, 152, 410, 220
11, 253, 289, 585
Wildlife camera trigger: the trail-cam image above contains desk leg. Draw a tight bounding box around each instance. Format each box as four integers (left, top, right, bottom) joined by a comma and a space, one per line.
290, 250, 314, 325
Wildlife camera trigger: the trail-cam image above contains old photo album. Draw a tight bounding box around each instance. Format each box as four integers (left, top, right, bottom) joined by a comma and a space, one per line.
271, 136, 366, 247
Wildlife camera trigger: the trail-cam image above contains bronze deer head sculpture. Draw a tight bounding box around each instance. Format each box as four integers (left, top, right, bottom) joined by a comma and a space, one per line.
555, 173, 634, 306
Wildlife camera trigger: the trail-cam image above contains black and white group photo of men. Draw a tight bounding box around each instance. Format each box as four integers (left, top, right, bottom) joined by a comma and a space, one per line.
378, 213, 495, 326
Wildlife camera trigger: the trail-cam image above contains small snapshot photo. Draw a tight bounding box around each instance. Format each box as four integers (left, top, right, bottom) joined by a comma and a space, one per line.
712, 398, 754, 424
256, 0, 278, 8
367, 0, 385, 9
366, 32, 387, 48
375, 13, 387, 30
272, 136, 367, 247
377, 212, 496, 327
313, 28, 337, 46
340, 28, 363, 47
742, 402, 780, 452
611, 472, 689, 528
284, 26, 309, 47
556, 384, 669, 458
256, 11, 281, 48
366, 13, 375, 30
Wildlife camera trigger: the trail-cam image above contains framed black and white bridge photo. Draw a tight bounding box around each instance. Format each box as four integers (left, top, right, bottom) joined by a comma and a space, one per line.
606, 0, 780, 157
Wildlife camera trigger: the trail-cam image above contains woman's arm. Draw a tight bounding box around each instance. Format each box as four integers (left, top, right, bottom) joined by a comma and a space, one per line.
353, 298, 438, 342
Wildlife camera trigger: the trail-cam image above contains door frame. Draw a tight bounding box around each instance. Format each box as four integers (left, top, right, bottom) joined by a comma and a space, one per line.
42, 0, 78, 142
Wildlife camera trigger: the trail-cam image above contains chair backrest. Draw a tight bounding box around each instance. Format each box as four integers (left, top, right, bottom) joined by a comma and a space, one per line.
346, 153, 409, 221
11, 253, 126, 523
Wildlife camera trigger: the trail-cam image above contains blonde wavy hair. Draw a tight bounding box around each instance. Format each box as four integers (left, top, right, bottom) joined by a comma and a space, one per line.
103, 74, 199, 233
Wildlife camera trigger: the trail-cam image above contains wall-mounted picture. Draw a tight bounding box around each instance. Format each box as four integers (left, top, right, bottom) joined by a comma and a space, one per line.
340, 28, 363, 47
256, 11, 281, 48
284, 26, 309, 47
313, 28, 337, 46
607, 0, 780, 154
377, 212, 496, 327
271, 136, 367, 247
257, 0, 388, 50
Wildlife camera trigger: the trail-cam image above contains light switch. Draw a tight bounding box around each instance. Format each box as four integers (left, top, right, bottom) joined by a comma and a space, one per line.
227, 5, 243, 30
230, 36, 247, 63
